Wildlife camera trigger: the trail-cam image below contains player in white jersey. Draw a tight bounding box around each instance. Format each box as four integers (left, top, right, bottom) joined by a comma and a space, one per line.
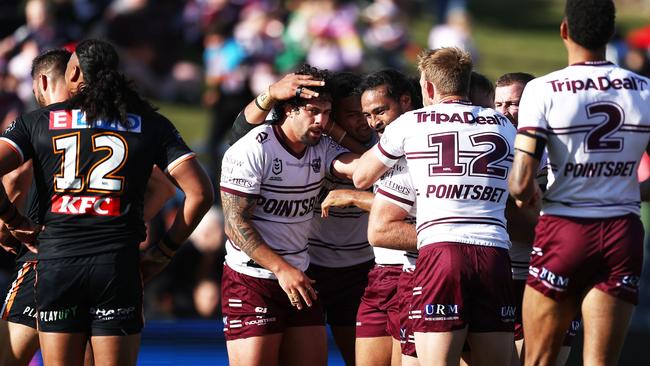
508, 1, 650, 365
320, 69, 418, 366
305, 72, 376, 366
368, 158, 419, 366
220, 65, 358, 366
354, 47, 516, 366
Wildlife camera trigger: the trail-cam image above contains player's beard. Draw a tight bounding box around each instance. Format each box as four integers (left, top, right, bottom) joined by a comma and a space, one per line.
300, 127, 322, 146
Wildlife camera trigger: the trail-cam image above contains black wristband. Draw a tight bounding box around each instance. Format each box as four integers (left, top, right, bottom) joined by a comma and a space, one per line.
254, 97, 271, 112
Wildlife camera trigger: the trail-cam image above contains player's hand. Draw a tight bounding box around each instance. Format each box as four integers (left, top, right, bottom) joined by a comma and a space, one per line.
321, 189, 354, 217
140, 244, 174, 283
515, 185, 542, 211
6, 217, 41, 253
276, 265, 317, 310
0, 223, 19, 254
269, 73, 325, 101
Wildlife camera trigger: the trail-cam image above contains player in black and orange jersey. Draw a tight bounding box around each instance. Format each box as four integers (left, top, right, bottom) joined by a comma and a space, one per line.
0, 39, 213, 366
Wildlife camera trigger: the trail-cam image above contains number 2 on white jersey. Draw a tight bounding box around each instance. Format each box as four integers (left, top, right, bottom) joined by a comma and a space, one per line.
53, 132, 127, 193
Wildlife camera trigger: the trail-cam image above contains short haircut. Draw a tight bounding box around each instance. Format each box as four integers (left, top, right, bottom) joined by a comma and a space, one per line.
565, 0, 615, 50
357, 69, 416, 104
469, 71, 494, 100
31, 49, 72, 79
495, 72, 535, 88
273, 64, 331, 121
417, 47, 472, 96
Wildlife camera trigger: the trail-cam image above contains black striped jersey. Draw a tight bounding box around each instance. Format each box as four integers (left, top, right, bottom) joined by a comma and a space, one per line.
220, 124, 348, 279
0, 101, 194, 259
518, 61, 650, 218
374, 100, 516, 250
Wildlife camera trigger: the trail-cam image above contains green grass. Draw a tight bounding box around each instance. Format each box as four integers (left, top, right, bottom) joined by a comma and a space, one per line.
155, 101, 209, 151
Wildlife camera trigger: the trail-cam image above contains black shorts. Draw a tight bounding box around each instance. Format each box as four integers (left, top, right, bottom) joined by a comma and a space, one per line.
1, 261, 38, 329
306, 259, 375, 326
36, 246, 143, 335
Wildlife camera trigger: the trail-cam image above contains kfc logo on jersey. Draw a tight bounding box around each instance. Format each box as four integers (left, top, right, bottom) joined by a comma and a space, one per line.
49, 109, 142, 133
272, 158, 282, 175
51, 195, 120, 216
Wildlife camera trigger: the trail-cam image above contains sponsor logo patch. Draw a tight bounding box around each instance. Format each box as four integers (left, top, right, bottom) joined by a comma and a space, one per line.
49, 109, 142, 133
51, 195, 120, 216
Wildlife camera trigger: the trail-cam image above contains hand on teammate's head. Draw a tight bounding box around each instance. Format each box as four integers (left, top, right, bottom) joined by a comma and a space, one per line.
269, 73, 326, 101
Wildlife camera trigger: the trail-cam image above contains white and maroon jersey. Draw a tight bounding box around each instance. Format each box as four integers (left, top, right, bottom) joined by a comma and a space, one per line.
375, 101, 516, 250
510, 153, 549, 280
307, 175, 374, 268
374, 158, 418, 270
518, 62, 650, 218
220, 124, 348, 279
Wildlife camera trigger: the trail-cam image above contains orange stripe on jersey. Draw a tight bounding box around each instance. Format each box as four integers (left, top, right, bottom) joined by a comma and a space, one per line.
1, 262, 34, 319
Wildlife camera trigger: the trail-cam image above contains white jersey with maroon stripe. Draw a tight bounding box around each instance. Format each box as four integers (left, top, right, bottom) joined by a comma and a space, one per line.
220, 124, 348, 279
307, 175, 374, 268
518, 62, 650, 218
374, 158, 418, 269
375, 101, 516, 250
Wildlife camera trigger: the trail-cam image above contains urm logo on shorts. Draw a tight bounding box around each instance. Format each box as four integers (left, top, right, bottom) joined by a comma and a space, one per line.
538, 267, 569, 291
424, 304, 459, 316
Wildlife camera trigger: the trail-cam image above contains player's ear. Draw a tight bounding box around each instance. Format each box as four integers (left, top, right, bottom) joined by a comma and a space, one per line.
39, 74, 48, 91
399, 94, 411, 110
560, 18, 569, 41
70, 65, 82, 83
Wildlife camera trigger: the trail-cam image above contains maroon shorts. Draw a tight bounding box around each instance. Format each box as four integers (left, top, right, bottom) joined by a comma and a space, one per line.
513, 279, 581, 346
411, 243, 515, 333
527, 214, 644, 305
221, 265, 325, 341
398, 269, 417, 357
356, 265, 402, 339
306, 259, 374, 326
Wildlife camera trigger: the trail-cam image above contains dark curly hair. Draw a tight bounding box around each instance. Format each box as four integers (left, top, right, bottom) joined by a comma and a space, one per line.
565, 0, 615, 50
272, 64, 331, 122
68, 39, 155, 127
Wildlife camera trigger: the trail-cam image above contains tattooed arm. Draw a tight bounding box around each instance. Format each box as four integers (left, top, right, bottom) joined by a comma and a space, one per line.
221, 190, 317, 309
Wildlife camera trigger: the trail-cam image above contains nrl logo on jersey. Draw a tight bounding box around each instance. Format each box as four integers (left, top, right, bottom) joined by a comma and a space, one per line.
272, 158, 282, 175
311, 157, 321, 173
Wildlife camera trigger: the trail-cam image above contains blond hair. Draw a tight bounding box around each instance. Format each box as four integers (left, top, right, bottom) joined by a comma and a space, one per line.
417, 47, 472, 96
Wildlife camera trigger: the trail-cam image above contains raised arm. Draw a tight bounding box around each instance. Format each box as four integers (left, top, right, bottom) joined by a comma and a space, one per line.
221, 190, 317, 309
367, 197, 416, 250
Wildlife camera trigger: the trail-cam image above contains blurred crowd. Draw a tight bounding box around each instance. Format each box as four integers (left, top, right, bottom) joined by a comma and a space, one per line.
0, 0, 649, 320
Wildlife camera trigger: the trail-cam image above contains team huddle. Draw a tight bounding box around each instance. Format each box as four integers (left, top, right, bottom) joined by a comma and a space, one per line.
0, 0, 647, 366
220, 1, 650, 366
